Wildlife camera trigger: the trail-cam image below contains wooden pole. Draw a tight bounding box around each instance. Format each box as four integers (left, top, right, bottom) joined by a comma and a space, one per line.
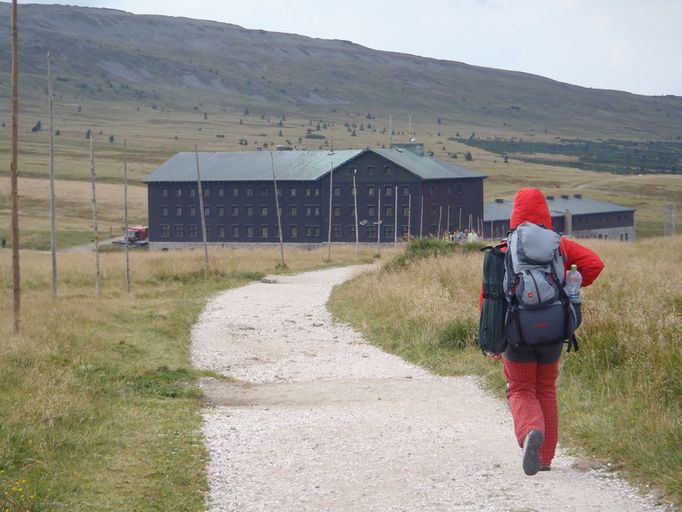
446, 205, 451, 235
124, 139, 131, 292
48, 51, 57, 297
10, 0, 20, 332
394, 186, 398, 247
90, 134, 101, 298
194, 145, 209, 272
419, 195, 424, 238
376, 191, 381, 255
352, 171, 359, 259
327, 158, 333, 261
407, 193, 412, 241
437, 205, 442, 237
271, 152, 285, 267
458, 206, 462, 230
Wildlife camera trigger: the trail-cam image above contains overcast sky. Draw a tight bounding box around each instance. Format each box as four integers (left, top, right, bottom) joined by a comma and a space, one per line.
24, 0, 682, 96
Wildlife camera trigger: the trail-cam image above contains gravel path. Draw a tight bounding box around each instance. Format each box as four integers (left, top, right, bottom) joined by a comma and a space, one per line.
192, 265, 667, 511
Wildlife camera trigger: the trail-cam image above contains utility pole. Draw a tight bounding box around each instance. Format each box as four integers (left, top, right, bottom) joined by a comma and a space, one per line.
407, 193, 412, 241
352, 169, 359, 259
377, 190, 381, 256
194, 146, 209, 272
394, 186, 398, 247
48, 51, 57, 297
419, 195, 424, 238
10, 0, 20, 332
327, 157, 333, 261
123, 140, 131, 292
90, 134, 101, 298
446, 205, 451, 235
437, 205, 443, 237
271, 152, 285, 267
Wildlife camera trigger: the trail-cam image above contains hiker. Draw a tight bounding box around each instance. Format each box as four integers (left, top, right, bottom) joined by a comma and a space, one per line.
488, 188, 604, 475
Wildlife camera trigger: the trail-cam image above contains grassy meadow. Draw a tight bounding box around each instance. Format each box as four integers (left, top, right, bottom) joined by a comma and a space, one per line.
329, 237, 682, 504
0, 244, 392, 511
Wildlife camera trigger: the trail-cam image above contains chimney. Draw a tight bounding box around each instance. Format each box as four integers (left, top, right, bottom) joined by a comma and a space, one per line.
495, 198, 504, 203
574, 193, 582, 199
564, 209, 573, 236
561, 194, 569, 200
546, 195, 554, 201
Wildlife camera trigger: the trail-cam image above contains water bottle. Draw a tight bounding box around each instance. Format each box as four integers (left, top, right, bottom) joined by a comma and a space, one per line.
565, 264, 582, 303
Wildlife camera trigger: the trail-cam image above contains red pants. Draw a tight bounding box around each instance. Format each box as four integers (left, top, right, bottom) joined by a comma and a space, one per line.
503, 357, 560, 465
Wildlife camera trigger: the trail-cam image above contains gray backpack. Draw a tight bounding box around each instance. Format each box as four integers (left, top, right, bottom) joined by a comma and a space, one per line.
503, 222, 580, 351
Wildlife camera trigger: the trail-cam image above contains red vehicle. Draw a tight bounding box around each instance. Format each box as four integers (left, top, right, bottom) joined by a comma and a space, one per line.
113, 225, 149, 246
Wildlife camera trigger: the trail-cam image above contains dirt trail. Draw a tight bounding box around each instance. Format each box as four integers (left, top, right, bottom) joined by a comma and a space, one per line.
192, 266, 666, 511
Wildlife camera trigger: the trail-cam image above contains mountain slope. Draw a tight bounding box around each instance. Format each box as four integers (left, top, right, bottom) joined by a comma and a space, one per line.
0, 2, 681, 138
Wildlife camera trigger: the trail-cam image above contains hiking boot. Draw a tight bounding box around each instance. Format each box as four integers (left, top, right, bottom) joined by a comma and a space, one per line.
522, 430, 544, 476
539, 464, 551, 472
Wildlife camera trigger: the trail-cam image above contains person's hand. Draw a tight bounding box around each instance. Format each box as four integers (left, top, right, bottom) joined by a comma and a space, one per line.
485, 352, 502, 361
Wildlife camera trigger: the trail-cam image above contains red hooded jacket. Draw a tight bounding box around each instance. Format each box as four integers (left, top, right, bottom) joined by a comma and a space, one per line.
479, 188, 604, 307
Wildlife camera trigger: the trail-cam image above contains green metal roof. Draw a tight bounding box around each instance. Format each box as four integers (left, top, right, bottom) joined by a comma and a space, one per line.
484, 195, 635, 222
143, 148, 486, 183
374, 148, 486, 180
143, 150, 363, 183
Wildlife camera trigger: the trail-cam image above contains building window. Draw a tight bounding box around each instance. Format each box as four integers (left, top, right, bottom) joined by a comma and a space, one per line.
246, 225, 254, 238
160, 225, 170, 237
305, 226, 313, 237
334, 206, 341, 217
385, 166, 392, 176
174, 225, 184, 237
314, 206, 320, 216
367, 166, 375, 176
349, 225, 356, 237
261, 226, 268, 238
368, 205, 376, 217
246, 187, 253, 197
402, 206, 410, 217
401, 225, 410, 236
260, 186, 268, 197
218, 225, 225, 238
188, 225, 198, 238
161, 188, 168, 198
313, 226, 320, 237
276, 187, 282, 197
176, 206, 182, 217
205, 225, 212, 239
402, 186, 410, 197
189, 188, 196, 198
333, 186, 341, 197
290, 206, 298, 216
231, 206, 239, 216
290, 188, 297, 197
332, 225, 343, 238
385, 186, 393, 196
161, 207, 168, 217
189, 206, 196, 216
246, 206, 254, 216
431, 206, 438, 216
203, 188, 210, 198
218, 206, 224, 217
368, 186, 375, 197
384, 225, 393, 238
314, 187, 320, 197
386, 206, 393, 217
448, 185, 453, 194
351, 206, 356, 217
457, 185, 462, 194
290, 226, 298, 238
305, 187, 312, 197
366, 225, 377, 238
261, 206, 268, 216
305, 206, 312, 217
232, 187, 239, 197
204, 206, 210, 217
218, 187, 224, 197
175, 188, 182, 198
232, 226, 240, 238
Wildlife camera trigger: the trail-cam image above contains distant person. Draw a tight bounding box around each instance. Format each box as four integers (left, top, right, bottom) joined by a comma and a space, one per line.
486, 188, 604, 474
1, 238, 5, 248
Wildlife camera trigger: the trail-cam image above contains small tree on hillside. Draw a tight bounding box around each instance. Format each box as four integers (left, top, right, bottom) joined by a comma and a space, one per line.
465, 151, 473, 161
31, 120, 42, 133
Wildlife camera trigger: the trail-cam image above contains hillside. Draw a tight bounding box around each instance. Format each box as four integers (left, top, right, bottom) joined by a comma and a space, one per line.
1, 2, 681, 139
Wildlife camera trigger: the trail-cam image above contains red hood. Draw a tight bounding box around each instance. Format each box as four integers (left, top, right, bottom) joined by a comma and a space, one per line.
510, 188, 552, 229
